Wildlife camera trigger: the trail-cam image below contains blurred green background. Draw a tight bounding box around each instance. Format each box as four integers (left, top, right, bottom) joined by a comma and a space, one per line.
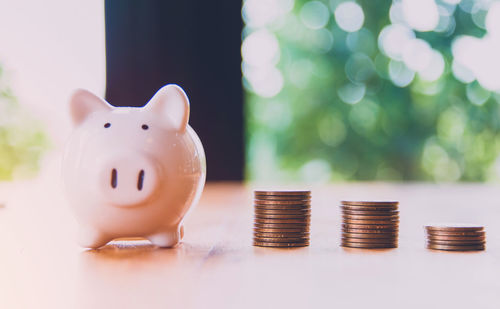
243, 0, 500, 182
0, 64, 48, 180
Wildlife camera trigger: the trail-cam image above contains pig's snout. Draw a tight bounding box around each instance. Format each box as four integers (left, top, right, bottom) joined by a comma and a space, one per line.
99, 154, 159, 207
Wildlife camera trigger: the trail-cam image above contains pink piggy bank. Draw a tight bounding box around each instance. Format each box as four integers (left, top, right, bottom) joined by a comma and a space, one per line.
62, 84, 206, 248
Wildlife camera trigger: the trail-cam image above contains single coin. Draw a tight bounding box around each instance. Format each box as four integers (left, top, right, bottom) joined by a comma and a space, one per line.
254, 232, 309, 238
342, 210, 399, 216
255, 191, 311, 196
341, 205, 399, 211
342, 219, 399, 225
341, 201, 398, 206
255, 209, 311, 215
342, 211, 400, 218
255, 200, 311, 205
255, 198, 310, 203
254, 226, 309, 232
342, 223, 398, 230
426, 230, 485, 237
427, 243, 485, 251
427, 235, 486, 241
255, 200, 311, 206
254, 214, 311, 223
341, 242, 397, 249
342, 232, 398, 239
341, 237, 397, 244
255, 199, 311, 204
253, 241, 309, 248
254, 221, 309, 226
342, 214, 399, 220
255, 218, 310, 224
254, 236, 309, 243
255, 207, 310, 212
425, 224, 484, 232
255, 213, 311, 219
255, 204, 311, 211
427, 239, 486, 245
254, 225, 309, 230
342, 227, 398, 234
254, 195, 311, 201
255, 223, 309, 229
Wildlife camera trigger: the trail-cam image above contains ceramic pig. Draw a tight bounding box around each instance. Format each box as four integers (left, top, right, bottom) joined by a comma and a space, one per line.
62, 84, 206, 248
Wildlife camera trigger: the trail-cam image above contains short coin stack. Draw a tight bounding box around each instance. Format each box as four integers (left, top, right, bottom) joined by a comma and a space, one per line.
253, 191, 311, 248
340, 201, 399, 249
425, 224, 486, 251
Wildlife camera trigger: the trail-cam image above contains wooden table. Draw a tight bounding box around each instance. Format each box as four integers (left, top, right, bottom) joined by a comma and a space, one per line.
2, 160, 500, 308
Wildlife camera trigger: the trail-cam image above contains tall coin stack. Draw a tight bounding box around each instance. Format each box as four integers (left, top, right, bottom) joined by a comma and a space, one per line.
340, 201, 399, 249
425, 224, 486, 251
253, 191, 311, 248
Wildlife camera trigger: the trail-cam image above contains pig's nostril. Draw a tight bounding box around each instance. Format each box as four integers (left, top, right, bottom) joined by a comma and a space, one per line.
137, 170, 145, 191
111, 168, 118, 189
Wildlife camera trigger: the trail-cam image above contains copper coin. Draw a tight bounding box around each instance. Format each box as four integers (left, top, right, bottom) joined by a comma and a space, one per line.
255, 200, 311, 206
342, 219, 399, 225
425, 224, 484, 232
342, 237, 397, 244
255, 204, 311, 210
254, 191, 311, 196
427, 239, 486, 245
256, 208, 310, 213
341, 205, 398, 211
255, 199, 310, 204
342, 223, 398, 230
255, 221, 309, 226
255, 213, 311, 219
427, 235, 486, 241
341, 241, 397, 249
426, 230, 485, 237
254, 232, 309, 238
254, 236, 309, 242
341, 201, 398, 206
342, 214, 399, 220
427, 243, 485, 251
342, 232, 398, 238
342, 210, 399, 216
254, 227, 309, 233
253, 216, 311, 224
343, 227, 399, 234
254, 195, 311, 201
255, 218, 310, 224
427, 231, 485, 236
255, 223, 309, 229
254, 227, 310, 232
255, 208, 310, 214
341, 208, 399, 214
253, 241, 309, 248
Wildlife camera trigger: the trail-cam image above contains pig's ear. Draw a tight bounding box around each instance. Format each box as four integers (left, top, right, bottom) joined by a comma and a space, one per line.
145, 84, 190, 132
69, 89, 113, 125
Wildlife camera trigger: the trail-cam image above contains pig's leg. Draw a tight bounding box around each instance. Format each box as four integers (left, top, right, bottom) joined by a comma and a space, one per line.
147, 225, 182, 248
78, 226, 111, 249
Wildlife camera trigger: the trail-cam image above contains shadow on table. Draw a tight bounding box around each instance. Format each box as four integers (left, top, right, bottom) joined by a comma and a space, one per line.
81, 239, 183, 261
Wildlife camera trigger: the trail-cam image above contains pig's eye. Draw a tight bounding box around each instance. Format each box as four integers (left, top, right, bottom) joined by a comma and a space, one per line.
141, 124, 149, 130
104, 123, 111, 128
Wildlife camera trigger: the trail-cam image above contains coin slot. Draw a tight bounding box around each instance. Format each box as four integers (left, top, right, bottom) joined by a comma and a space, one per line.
137, 170, 145, 191
111, 168, 118, 189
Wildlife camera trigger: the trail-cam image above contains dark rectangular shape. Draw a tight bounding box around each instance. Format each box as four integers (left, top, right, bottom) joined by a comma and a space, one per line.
105, 0, 244, 181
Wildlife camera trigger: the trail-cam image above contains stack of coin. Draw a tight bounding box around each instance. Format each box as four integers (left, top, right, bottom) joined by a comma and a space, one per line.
425, 224, 486, 251
253, 191, 311, 248
340, 201, 399, 249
